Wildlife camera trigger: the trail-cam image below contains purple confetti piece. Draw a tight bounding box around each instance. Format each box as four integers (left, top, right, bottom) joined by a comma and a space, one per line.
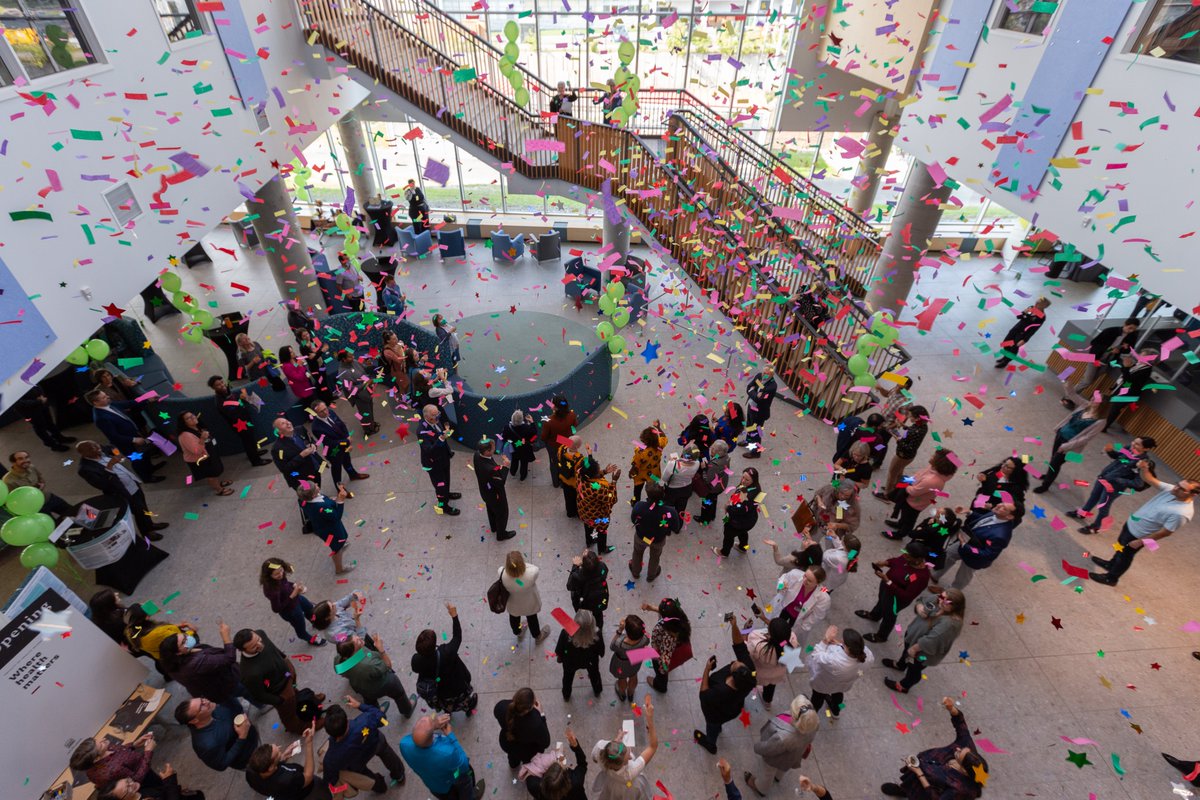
273, 87, 286, 108
601, 178, 620, 226
20, 358, 46, 383
343, 187, 356, 216
423, 158, 451, 187
1163, 91, 1175, 112
168, 151, 210, 177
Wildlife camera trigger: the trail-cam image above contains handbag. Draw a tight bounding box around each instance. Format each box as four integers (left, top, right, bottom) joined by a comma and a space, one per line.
487, 578, 510, 614
667, 639, 693, 670
416, 650, 441, 706
690, 459, 712, 496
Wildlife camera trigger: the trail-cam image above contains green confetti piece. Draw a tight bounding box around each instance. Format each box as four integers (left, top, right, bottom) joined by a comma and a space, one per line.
81, 224, 95, 244
193, 82, 213, 94
163, 591, 181, 605
52, 141, 64, 151
211, 107, 233, 117
335, 647, 368, 674
9, 210, 53, 222
1064, 452, 1085, 463
117, 357, 145, 368
70, 128, 104, 141
1031, 575, 1047, 582
183, 512, 200, 520
1111, 754, 1125, 775
1030, 0, 1058, 12
140, 600, 160, 615
452, 67, 477, 83
1138, 115, 1160, 130
157, 51, 170, 65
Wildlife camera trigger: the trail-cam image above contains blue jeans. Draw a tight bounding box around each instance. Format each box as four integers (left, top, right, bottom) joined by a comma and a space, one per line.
1080, 482, 1116, 528
279, 596, 315, 642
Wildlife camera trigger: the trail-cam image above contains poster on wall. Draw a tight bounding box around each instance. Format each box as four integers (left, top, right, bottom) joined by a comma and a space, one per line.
0, 588, 146, 800
0, 254, 57, 389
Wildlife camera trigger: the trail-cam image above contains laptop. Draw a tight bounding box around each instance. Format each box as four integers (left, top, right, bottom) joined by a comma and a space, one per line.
74, 503, 120, 531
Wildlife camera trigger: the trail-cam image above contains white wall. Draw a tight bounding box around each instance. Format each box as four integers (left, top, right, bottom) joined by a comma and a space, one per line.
896, 0, 1200, 309
821, 0, 939, 94
0, 0, 367, 412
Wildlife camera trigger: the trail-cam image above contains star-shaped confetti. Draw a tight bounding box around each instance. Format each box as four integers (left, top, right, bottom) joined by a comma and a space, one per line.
972, 764, 989, 786
624, 580, 636, 591
1030, 506, 1047, 519
1066, 750, 1092, 768
1050, 616, 1063, 630
102, 302, 126, 319
29, 608, 73, 640
640, 341, 660, 363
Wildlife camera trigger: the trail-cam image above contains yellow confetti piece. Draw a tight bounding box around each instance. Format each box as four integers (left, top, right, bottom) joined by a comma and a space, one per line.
706, 353, 726, 364
611, 406, 628, 419
568, 339, 582, 346
1049, 157, 1080, 168
954, 60, 976, 68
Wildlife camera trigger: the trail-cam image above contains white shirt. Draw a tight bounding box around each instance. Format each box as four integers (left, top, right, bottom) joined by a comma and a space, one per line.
1127, 484, 1194, 538
807, 640, 874, 695
87, 456, 141, 495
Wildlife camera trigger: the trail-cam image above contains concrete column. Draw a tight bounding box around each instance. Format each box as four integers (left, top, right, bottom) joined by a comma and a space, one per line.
603, 211, 631, 260
336, 112, 379, 208
868, 159, 952, 316
849, 96, 901, 217
249, 174, 325, 312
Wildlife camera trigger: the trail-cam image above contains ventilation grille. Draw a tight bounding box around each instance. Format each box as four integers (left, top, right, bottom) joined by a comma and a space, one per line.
254, 102, 270, 132
103, 183, 143, 226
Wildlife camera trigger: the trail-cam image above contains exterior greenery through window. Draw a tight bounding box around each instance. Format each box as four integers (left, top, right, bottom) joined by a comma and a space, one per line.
0, 0, 96, 83
1134, 0, 1200, 64
995, 0, 1056, 35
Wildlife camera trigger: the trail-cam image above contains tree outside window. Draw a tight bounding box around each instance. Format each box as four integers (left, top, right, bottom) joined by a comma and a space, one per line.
0, 0, 97, 82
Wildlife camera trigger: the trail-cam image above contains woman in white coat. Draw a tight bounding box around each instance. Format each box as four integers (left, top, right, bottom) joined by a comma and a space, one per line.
743, 695, 819, 797
807, 625, 873, 722
500, 550, 548, 643
771, 565, 831, 647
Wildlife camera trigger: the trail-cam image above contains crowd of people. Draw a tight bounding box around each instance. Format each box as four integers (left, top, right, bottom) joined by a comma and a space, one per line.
10, 290, 1195, 800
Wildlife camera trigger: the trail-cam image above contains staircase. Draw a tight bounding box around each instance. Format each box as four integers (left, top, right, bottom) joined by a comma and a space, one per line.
301, 0, 907, 420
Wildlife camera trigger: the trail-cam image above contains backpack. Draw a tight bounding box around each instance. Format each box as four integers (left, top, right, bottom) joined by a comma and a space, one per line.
416, 650, 441, 707
487, 578, 509, 614
691, 459, 712, 496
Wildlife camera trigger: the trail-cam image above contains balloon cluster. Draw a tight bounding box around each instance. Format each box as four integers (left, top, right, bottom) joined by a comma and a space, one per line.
157, 270, 216, 343
610, 41, 641, 127
595, 279, 631, 355
0, 485, 58, 568
334, 211, 362, 272
847, 312, 900, 389
499, 21, 530, 109
289, 157, 313, 204
65, 338, 111, 366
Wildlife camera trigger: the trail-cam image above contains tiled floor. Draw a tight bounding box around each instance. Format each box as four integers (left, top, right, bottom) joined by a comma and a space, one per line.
2, 230, 1197, 800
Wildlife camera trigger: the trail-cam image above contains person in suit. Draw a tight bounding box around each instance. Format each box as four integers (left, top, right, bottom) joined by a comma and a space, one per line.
474, 439, 514, 541
15, 386, 76, 452
298, 483, 355, 575
272, 418, 325, 533
86, 389, 164, 481
329, 350, 380, 436
994, 296, 1051, 367
1081, 317, 1139, 387
743, 366, 777, 459
929, 503, 1019, 591
76, 440, 168, 539
309, 400, 369, 485
405, 180, 431, 234
207, 376, 270, 466
419, 404, 460, 516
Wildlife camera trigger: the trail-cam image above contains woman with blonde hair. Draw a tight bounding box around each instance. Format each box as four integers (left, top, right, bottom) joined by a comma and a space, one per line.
500, 550, 547, 642
555, 609, 605, 701
744, 695, 819, 797
882, 588, 966, 694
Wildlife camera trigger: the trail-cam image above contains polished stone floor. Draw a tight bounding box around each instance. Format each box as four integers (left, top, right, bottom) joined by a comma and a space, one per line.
2, 229, 1196, 800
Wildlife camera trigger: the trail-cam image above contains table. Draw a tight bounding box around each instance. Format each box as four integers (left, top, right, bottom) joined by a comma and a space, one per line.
61, 496, 169, 594
45, 683, 170, 800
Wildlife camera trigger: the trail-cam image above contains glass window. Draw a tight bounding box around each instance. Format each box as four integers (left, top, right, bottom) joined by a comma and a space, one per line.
0, 0, 97, 81
153, 0, 205, 44
458, 145, 503, 213
1133, 0, 1200, 65
412, 126, 465, 212
995, 0, 1056, 35
502, 177, 546, 215
637, 12, 691, 89
687, 12, 742, 114
295, 130, 345, 209
733, 11, 796, 129
537, 13, 589, 89
367, 119, 423, 203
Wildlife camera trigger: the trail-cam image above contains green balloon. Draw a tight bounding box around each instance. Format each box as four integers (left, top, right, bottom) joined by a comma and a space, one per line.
614, 66, 631, 83
515, 87, 530, 107
596, 321, 615, 340
6, 486, 44, 516
607, 334, 626, 354
508, 71, 524, 91
856, 333, 882, 354
191, 309, 215, 329
343, 235, 361, 255
0, 480, 7, 507
504, 20, 519, 41
171, 291, 195, 312
597, 294, 616, 315
181, 325, 205, 343
606, 281, 625, 299
611, 108, 628, 125
19, 541, 59, 569
877, 326, 899, 345
626, 75, 641, 93
65, 346, 89, 366
847, 354, 870, 376
159, 271, 182, 293
613, 308, 631, 328
621, 97, 637, 115
2, 516, 45, 547
498, 59, 515, 77
504, 42, 519, 60
618, 41, 635, 65
853, 374, 877, 389
334, 212, 352, 232
85, 339, 110, 362
26, 513, 56, 542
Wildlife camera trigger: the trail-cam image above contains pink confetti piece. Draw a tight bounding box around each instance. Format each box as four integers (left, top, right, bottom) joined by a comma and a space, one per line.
976, 737, 1010, 754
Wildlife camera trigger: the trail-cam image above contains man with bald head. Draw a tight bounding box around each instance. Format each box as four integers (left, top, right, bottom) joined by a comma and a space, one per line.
399, 714, 483, 800
76, 440, 167, 540
418, 404, 460, 516
929, 502, 1020, 591
272, 418, 325, 533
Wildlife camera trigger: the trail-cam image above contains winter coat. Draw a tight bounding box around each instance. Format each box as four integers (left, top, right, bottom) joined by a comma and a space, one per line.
807, 640, 874, 695
753, 715, 815, 772
500, 564, 542, 617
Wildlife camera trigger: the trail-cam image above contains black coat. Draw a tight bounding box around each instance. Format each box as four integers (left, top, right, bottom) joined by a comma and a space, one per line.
493, 701, 550, 764
419, 419, 451, 470
555, 630, 604, 672
214, 389, 255, 428
411, 616, 473, 702
272, 429, 321, 487
630, 498, 683, 543
474, 452, 508, 503
79, 457, 138, 500
501, 421, 539, 464
567, 564, 609, 616
725, 484, 761, 531
747, 373, 778, 422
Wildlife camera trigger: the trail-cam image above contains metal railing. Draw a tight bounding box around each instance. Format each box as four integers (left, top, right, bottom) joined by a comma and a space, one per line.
299, 0, 905, 419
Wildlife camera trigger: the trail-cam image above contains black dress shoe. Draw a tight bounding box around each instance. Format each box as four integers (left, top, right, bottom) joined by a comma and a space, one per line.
863, 633, 887, 643
1193, 651, 1200, 662
881, 783, 906, 797
1089, 571, 1118, 586
447, 491, 462, 500
250, 459, 271, 467
441, 506, 461, 516
50, 444, 71, 452
58, 435, 78, 443
143, 531, 163, 542
855, 610, 881, 621
883, 678, 907, 693
1162, 753, 1200, 786
1032, 485, 1049, 494
1090, 555, 1113, 569
497, 530, 516, 541
149, 522, 170, 531
1065, 510, 1083, 520
881, 658, 902, 671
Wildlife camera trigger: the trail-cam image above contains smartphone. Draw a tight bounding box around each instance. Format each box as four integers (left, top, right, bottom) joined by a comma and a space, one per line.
751, 603, 762, 616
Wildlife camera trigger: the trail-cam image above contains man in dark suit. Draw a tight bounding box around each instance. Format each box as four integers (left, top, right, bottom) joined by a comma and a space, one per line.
743, 365, 778, 459
271, 418, 325, 533
76, 440, 168, 539
473, 438, 513, 540
310, 400, 369, 485
15, 386, 76, 452
208, 376, 270, 466
419, 404, 460, 516
86, 388, 164, 481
